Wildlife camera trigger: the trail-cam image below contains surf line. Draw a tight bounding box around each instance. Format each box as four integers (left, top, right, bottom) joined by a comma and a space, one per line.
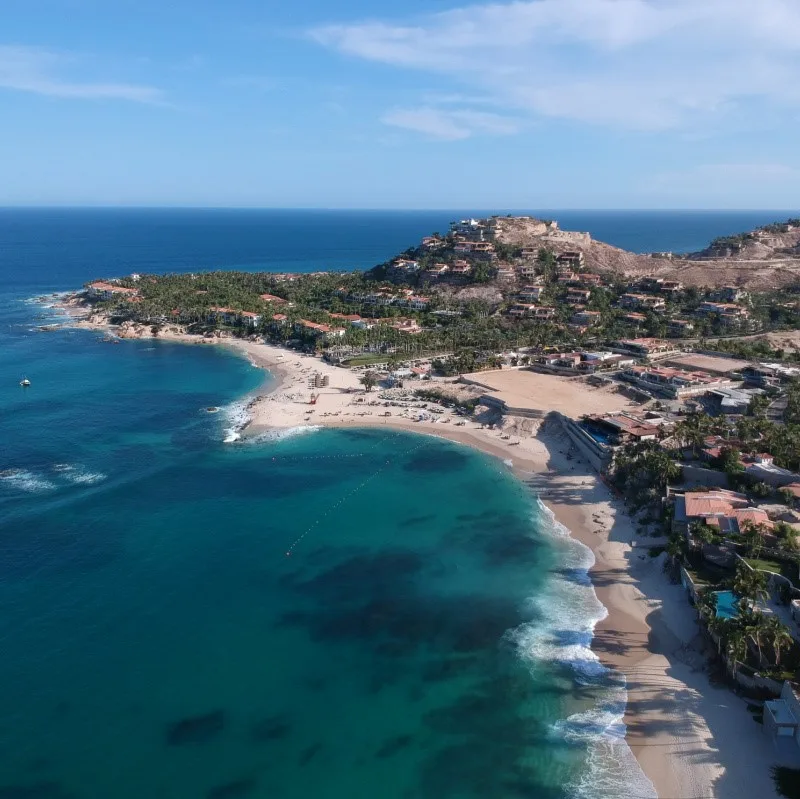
284, 431, 426, 557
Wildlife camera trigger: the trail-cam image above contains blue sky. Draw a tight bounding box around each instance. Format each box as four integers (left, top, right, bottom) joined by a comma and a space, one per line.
2, 0, 799, 208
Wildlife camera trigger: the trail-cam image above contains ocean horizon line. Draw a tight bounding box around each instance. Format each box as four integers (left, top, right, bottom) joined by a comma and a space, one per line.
1, 205, 798, 214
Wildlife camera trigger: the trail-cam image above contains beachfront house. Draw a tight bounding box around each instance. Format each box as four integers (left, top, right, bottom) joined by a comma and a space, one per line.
672, 489, 772, 538
86, 281, 140, 301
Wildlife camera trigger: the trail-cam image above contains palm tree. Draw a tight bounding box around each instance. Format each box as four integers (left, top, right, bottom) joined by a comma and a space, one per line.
690, 521, 717, 547
742, 523, 766, 559
726, 625, 749, 676
696, 590, 718, 622
764, 616, 794, 669
738, 607, 768, 664
733, 562, 769, 604
674, 412, 712, 457
666, 534, 686, 560
709, 615, 732, 656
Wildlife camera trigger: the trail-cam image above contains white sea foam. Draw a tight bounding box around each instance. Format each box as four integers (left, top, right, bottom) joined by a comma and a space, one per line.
0, 469, 57, 493
221, 400, 252, 443
246, 425, 322, 444
53, 464, 107, 485
513, 499, 657, 799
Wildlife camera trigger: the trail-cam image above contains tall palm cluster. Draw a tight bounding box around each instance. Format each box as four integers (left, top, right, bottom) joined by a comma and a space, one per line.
698, 564, 795, 678
667, 389, 800, 474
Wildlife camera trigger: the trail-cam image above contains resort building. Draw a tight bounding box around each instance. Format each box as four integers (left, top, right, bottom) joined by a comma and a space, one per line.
672, 489, 771, 536
764, 682, 800, 747
425, 264, 449, 278
517, 264, 538, 278
620, 364, 732, 398
518, 286, 544, 302
259, 293, 287, 304
239, 311, 262, 328
86, 281, 140, 301
613, 338, 680, 359
389, 319, 423, 334
208, 307, 262, 327
556, 251, 585, 269
698, 302, 750, 320
565, 289, 591, 305
668, 319, 695, 336
582, 413, 662, 445
295, 320, 345, 338
712, 286, 748, 303
507, 303, 539, 318
742, 456, 800, 488
623, 312, 648, 326
570, 310, 602, 327
619, 294, 666, 312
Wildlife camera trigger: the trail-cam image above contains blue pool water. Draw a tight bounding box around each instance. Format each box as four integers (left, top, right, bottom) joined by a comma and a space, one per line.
582, 426, 614, 446
715, 590, 740, 620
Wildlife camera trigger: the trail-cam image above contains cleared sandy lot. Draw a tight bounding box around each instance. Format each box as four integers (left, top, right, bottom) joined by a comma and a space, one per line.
461, 369, 638, 417
662, 353, 750, 375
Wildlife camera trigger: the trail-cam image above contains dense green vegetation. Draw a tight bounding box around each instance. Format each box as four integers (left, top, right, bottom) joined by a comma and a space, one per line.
84, 214, 800, 370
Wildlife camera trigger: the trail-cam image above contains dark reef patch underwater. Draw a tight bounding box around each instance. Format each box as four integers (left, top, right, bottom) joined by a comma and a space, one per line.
0, 207, 676, 798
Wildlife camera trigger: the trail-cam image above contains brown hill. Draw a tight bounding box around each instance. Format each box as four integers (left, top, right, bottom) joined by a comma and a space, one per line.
492, 216, 800, 290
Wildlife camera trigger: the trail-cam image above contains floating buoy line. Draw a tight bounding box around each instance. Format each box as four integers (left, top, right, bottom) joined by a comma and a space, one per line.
283, 431, 428, 558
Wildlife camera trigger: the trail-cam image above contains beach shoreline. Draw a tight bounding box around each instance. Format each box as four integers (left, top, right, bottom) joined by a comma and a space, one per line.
55, 311, 782, 798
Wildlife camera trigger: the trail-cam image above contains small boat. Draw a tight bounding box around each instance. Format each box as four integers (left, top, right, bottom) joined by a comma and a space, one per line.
20, 378, 31, 387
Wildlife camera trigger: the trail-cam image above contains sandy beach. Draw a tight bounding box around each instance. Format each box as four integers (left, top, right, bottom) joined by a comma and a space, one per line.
63, 318, 784, 798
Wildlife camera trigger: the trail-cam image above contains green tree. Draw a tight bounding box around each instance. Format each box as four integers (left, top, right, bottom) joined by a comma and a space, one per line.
696, 590, 718, 621
725, 625, 748, 676
741, 522, 766, 559
738, 606, 768, 664
360, 371, 379, 392
733, 562, 769, 604
764, 615, 794, 668
690, 521, 718, 547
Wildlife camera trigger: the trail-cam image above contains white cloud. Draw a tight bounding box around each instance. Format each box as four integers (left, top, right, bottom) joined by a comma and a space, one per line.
311, 0, 800, 132
382, 107, 519, 139
0, 45, 162, 103
651, 162, 800, 189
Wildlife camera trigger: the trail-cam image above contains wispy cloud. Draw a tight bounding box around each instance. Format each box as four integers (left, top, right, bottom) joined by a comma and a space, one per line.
382, 107, 519, 140
311, 0, 800, 133
650, 162, 800, 190
0, 45, 162, 103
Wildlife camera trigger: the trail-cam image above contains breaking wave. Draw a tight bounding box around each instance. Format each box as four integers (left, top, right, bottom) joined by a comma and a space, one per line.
221, 399, 252, 443
511, 499, 657, 799
0, 469, 57, 493
245, 425, 322, 444
0, 464, 108, 494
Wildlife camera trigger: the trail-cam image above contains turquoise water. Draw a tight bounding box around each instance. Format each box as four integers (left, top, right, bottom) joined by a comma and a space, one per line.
0, 310, 653, 798
0, 209, 695, 798
715, 590, 740, 620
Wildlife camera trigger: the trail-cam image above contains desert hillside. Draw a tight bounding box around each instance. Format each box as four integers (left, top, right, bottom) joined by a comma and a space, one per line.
492, 216, 800, 290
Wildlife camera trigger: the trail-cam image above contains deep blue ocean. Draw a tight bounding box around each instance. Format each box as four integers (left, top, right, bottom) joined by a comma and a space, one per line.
0, 208, 793, 799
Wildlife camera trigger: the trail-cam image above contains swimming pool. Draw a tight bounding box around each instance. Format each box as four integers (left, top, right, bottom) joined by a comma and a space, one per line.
715, 590, 739, 619
582, 425, 614, 445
